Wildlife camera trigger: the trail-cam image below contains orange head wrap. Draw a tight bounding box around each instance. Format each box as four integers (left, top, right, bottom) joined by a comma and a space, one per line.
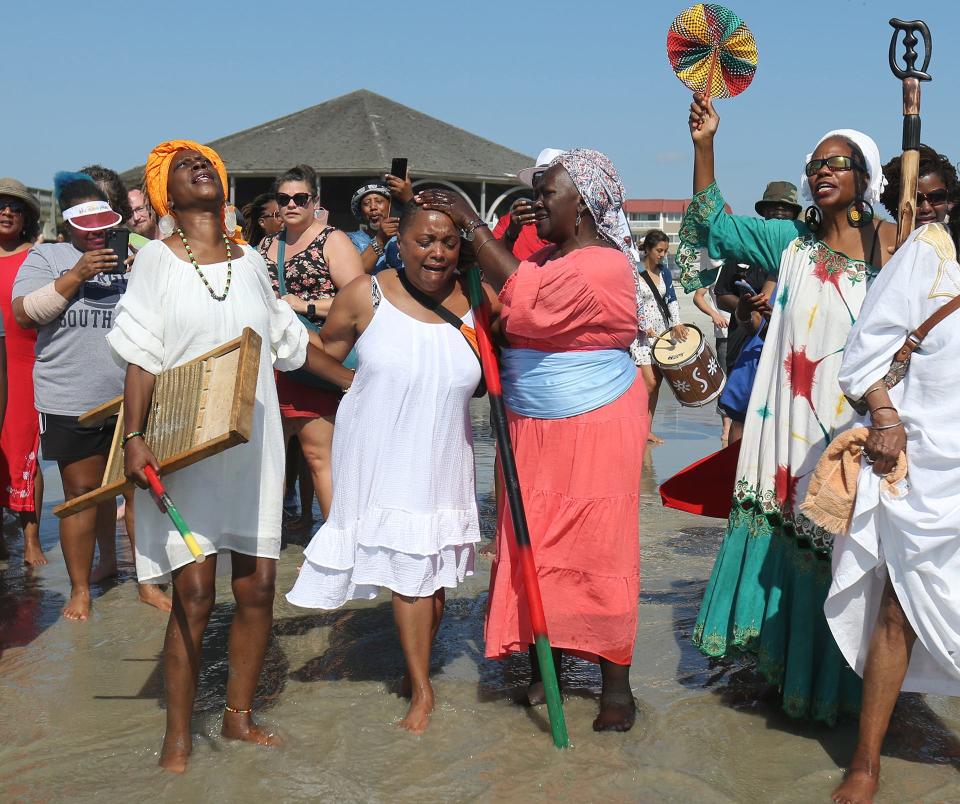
144, 139, 243, 242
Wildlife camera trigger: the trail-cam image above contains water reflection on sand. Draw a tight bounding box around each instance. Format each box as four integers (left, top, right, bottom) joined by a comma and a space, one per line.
1, 393, 959, 803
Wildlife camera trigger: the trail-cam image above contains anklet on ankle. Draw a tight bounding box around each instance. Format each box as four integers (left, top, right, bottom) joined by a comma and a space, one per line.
224, 705, 252, 715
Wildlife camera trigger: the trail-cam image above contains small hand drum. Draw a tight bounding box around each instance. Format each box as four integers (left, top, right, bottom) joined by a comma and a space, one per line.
652, 324, 726, 407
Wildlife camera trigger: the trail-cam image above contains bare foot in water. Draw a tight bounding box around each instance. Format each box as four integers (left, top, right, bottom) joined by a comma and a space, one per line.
23, 533, 48, 567
222, 710, 284, 747
647, 432, 664, 445
159, 732, 192, 773
138, 583, 172, 612
63, 588, 91, 621
526, 681, 546, 707
831, 766, 878, 804
398, 683, 434, 734
592, 692, 636, 732
89, 559, 118, 584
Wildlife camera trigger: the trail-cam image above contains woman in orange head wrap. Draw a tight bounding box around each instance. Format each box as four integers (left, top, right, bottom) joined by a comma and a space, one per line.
144, 139, 243, 242
107, 141, 353, 772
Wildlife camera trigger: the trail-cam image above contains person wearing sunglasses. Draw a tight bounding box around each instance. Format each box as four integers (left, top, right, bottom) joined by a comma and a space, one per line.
241, 193, 282, 247
880, 144, 957, 228
259, 165, 363, 524
678, 92, 898, 731
0, 179, 47, 568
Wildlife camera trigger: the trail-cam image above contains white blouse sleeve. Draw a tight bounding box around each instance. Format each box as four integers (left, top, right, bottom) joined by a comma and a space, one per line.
838, 226, 930, 400
246, 248, 308, 371
106, 241, 168, 375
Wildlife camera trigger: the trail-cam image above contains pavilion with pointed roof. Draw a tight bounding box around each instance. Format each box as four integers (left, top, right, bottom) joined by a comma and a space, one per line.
123, 89, 534, 229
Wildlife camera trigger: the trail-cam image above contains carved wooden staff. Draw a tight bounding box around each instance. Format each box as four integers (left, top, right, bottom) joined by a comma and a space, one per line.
889, 18, 932, 247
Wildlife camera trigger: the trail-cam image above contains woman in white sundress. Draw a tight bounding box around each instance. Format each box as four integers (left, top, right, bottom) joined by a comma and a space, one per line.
287, 202, 500, 735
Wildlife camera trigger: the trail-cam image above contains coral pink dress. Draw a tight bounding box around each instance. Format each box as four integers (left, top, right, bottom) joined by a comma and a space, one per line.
484, 245, 649, 665
0, 250, 40, 512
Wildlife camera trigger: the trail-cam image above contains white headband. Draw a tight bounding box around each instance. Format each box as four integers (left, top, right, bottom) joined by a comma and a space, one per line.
62, 200, 113, 221
61, 200, 123, 232
798, 128, 887, 210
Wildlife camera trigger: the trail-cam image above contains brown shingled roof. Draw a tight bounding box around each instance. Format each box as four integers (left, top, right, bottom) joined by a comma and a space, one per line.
123, 89, 534, 186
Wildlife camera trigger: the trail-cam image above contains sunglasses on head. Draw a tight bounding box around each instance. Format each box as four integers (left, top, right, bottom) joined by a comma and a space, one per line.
0, 199, 26, 214
917, 188, 950, 206
804, 155, 865, 177
276, 192, 313, 208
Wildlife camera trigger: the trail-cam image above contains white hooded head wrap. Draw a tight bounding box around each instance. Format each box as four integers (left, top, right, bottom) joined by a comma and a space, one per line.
798, 128, 887, 210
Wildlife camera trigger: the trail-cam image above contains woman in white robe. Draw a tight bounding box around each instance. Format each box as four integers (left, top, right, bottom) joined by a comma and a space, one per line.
109, 140, 350, 773
828, 221, 960, 803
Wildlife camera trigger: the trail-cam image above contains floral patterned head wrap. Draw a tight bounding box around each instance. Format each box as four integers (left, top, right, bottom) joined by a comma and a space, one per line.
145, 139, 243, 242
550, 148, 630, 257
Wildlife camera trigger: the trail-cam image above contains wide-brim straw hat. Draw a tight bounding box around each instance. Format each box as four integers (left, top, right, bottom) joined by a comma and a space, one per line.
0, 178, 41, 216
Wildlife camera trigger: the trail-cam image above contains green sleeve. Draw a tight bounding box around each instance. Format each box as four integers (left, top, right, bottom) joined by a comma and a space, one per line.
675, 182, 807, 292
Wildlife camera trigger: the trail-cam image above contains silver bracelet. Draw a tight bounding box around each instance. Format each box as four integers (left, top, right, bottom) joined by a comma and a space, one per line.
474, 236, 497, 259
869, 420, 903, 431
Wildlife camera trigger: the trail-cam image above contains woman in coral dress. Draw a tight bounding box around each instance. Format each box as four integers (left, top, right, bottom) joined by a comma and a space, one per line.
418, 148, 648, 732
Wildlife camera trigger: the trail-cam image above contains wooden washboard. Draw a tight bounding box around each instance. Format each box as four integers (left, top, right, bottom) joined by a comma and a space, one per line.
54, 328, 261, 518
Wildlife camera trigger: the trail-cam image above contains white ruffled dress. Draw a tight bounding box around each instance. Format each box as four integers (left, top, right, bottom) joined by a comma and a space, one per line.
287, 276, 480, 608
107, 240, 308, 582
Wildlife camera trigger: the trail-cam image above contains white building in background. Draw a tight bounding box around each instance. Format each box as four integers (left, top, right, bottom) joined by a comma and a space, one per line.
624, 197, 730, 255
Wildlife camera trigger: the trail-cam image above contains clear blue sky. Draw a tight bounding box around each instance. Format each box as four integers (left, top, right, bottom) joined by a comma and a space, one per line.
7, 0, 957, 215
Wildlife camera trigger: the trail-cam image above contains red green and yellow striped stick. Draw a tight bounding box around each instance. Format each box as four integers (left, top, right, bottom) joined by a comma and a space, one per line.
466, 267, 569, 749
144, 465, 205, 563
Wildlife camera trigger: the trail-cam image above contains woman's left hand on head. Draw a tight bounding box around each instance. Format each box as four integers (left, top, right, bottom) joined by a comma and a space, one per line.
414, 190, 475, 229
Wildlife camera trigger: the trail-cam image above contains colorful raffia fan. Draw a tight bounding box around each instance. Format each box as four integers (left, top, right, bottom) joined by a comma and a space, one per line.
667, 3, 758, 99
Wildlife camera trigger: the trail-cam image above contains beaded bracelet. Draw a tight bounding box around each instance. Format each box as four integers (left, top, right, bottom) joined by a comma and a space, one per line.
370, 239, 385, 258
122, 431, 145, 447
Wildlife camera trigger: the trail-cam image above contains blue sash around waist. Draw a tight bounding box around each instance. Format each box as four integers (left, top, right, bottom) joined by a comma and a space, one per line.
500, 347, 637, 419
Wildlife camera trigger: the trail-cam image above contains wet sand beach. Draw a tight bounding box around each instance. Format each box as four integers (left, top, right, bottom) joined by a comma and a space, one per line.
2, 299, 959, 802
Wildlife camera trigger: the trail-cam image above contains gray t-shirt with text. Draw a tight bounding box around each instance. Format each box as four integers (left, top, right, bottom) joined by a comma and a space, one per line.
12, 243, 127, 416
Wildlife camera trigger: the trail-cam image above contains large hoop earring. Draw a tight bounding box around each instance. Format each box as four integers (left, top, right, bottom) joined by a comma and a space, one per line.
804, 206, 822, 232
158, 214, 177, 238
575, 208, 582, 235
223, 205, 237, 235
846, 199, 874, 229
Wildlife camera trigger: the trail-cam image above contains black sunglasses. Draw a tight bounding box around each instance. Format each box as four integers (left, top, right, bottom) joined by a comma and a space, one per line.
804, 155, 865, 177
0, 199, 26, 214
917, 188, 950, 206
276, 192, 313, 208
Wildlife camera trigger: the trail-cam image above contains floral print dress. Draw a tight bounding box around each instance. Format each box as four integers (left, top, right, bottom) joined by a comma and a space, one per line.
259, 227, 337, 307
630, 265, 682, 366
676, 182, 880, 724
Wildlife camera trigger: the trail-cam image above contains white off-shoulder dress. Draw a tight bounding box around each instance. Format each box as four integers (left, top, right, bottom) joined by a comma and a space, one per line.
287, 276, 481, 608
107, 240, 308, 582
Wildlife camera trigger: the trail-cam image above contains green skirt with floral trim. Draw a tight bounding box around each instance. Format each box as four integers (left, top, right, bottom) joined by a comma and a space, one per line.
693, 505, 862, 725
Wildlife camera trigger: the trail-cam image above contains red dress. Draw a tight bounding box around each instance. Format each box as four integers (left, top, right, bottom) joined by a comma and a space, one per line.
484, 246, 649, 665
0, 251, 40, 512
492, 213, 550, 261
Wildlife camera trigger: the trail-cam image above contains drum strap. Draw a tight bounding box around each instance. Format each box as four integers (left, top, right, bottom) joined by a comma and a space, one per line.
639, 269, 673, 328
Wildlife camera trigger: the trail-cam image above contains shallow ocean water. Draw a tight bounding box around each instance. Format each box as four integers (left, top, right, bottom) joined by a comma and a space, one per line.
2, 302, 959, 802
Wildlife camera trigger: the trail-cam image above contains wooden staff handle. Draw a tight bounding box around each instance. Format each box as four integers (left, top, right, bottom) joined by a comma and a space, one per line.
895, 78, 921, 247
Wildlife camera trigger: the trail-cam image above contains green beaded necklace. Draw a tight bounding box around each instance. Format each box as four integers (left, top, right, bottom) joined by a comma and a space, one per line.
177, 228, 232, 301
